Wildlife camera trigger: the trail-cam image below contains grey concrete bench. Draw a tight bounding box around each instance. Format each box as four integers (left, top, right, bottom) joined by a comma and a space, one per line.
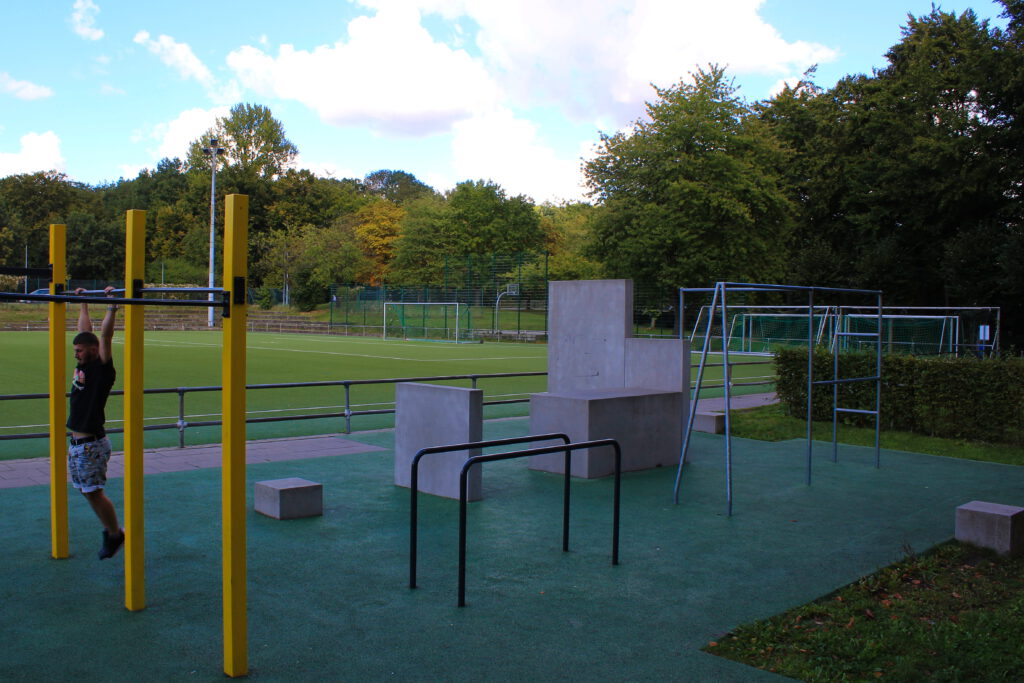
955, 500, 1023, 556
255, 478, 323, 520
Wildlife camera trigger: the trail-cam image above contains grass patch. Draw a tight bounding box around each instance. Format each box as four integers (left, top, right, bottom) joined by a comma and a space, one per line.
0, 302, 50, 323
705, 541, 1024, 681
730, 404, 1024, 466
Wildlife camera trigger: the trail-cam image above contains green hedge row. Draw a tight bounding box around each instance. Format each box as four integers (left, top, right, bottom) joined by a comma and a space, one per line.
775, 348, 1024, 445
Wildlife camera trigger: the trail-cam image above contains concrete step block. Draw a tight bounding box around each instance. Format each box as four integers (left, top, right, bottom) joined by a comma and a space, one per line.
955, 500, 1024, 556
692, 411, 724, 434
255, 477, 323, 520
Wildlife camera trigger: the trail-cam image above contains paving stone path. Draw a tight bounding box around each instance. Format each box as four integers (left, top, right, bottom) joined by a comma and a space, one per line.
0, 393, 777, 490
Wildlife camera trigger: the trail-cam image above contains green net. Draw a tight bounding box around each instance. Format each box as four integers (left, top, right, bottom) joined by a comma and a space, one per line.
382, 302, 471, 342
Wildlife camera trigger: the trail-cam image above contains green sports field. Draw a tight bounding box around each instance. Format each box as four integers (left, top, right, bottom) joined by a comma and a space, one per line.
0, 331, 775, 460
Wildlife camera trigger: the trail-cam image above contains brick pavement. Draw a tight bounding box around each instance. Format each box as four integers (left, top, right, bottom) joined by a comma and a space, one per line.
0, 434, 384, 489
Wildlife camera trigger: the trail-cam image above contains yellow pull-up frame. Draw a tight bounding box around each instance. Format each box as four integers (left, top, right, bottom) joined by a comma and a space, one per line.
48, 224, 68, 559
222, 194, 249, 677
42, 197, 250, 676
124, 210, 146, 610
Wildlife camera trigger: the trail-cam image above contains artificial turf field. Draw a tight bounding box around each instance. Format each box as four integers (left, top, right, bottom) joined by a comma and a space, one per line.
0, 330, 774, 460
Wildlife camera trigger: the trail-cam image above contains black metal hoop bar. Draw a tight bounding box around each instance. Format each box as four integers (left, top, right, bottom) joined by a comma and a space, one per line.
143, 287, 226, 294
0, 291, 227, 310
0, 266, 53, 278
458, 438, 621, 607
76, 287, 227, 295
409, 433, 571, 590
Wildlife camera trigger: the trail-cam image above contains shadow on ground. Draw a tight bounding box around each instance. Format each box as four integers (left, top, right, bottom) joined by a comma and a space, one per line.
2, 419, 1022, 681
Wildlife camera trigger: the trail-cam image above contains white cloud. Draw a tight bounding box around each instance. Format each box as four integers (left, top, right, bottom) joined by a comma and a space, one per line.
347, 0, 837, 125
226, 4, 500, 136
118, 163, 147, 180
768, 76, 802, 97
0, 72, 54, 100
100, 83, 126, 95
292, 154, 357, 180
71, 0, 104, 41
140, 106, 230, 162
134, 30, 216, 91
450, 108, 586, 203
0, 131, 65, 176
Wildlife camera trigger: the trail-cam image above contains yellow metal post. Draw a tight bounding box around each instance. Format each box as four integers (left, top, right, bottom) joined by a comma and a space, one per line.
123, 210, 146, 610
221, 194, 248, 677
48, 224, 68, 559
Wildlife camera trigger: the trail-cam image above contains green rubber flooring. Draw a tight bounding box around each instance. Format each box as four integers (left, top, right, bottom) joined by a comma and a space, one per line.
2, 420, 1022, 681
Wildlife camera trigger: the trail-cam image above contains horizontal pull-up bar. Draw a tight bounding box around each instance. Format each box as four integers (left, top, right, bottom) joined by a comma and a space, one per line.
76, 287, 226, 295
0, 290, 232, 315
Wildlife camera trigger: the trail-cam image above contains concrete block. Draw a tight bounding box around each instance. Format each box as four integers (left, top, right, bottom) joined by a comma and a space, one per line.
529, 387, 683, 478
955, 500, 1024, 556
693, 411, 724, 434
624, 337, 691, 393
394, 383, 484, 501
547, 280, 632, 392
255, 478, 323, 520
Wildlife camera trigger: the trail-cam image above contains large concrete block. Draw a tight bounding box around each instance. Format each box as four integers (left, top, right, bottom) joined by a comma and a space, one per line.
529, 387, 683, 478
394, 383, 484, 501
547, 280, 632, 392
955, 500, 1024, 556
255, 478, 323, 520
624, 337, 691, 393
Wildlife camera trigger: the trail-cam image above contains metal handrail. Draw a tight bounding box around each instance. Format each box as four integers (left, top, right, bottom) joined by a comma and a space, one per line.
444, 439, 621, 607
408, 433, 571, 590
0, 371, 547, 445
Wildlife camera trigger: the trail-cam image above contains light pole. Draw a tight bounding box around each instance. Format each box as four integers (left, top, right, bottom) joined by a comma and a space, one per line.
202, 137, 226, 327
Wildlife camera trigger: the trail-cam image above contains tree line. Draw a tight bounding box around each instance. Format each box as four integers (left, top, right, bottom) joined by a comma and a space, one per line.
1, 4, 1022, 345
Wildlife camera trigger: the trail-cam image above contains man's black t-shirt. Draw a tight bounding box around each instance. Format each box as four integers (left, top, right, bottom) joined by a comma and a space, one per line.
67, 358, 116, 437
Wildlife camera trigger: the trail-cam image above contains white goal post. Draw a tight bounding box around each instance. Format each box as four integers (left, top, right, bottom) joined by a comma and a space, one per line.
382, 302, 464, 342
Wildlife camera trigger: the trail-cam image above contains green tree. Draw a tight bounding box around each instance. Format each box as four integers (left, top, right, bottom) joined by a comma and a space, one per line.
0, 171, 97, 269
0, 226, 14, 265
535, 202, 604, 281
352, 199, 405, 283
266, 169, 366, 232
363, 170, 436, 205
389, 195, 455, 284
186, 103, 298, 180
445, 180, 544, 255
584, 66, 794, 291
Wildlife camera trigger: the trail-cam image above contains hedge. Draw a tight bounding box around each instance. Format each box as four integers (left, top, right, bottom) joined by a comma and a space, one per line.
775, 348, 1024, 445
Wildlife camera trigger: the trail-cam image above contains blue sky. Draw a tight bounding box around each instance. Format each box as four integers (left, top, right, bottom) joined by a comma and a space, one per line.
0, 0, 1009, 203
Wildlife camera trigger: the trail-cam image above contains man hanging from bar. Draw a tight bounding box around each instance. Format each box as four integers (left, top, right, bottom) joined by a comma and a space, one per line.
67, 286, 124, 560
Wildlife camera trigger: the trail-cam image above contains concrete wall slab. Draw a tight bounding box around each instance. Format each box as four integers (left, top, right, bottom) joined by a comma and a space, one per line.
394, 383, 484, 501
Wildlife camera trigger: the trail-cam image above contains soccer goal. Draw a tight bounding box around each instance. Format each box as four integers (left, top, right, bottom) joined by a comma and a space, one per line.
382, 302, 469, 342
838, 313, 958, 355
732, 308, 836, 352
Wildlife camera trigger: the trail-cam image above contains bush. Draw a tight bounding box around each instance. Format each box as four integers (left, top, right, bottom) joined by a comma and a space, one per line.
775, 348, 1024, 445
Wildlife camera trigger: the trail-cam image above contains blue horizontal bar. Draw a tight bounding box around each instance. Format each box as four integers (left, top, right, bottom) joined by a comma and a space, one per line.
835, 408, 879, 416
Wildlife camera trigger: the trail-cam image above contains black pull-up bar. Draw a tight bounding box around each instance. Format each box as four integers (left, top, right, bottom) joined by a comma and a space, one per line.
0, 289, 235, 317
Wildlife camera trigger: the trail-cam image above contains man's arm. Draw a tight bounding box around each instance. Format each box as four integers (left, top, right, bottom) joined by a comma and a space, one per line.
75, 288, 93, 333
99, 286, 116, 364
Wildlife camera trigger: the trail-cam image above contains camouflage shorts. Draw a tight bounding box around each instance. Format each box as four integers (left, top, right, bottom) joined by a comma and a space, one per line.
68, 437, 112, 493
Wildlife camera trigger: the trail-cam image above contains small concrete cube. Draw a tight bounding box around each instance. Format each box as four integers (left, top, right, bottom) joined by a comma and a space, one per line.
955, 500, 1024, 556
255, 478, 323, 520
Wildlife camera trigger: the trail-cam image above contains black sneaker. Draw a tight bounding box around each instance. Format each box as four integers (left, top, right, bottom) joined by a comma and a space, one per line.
98, 528, 125, 560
